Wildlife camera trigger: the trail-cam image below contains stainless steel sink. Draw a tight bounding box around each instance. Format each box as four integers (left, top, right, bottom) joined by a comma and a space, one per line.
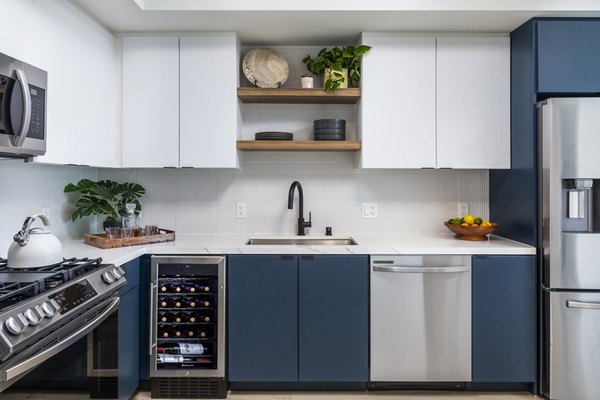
246, 237, 357, 246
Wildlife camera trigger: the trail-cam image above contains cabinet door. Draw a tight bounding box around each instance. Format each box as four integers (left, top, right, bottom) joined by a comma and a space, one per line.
537, 20, 600, 93
179, 35, 240, 168
298, 255, 369, 382
122, 37, 179, 167
118, 259, 140, 398
0, 0, 35, 62
228, 255, 298, 381
472, 255, 536, 382
437, 36, 510, 169
360, 34, 436, 168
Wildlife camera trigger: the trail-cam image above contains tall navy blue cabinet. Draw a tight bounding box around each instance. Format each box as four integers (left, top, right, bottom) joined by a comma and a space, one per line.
118, 258, 141, 400
472, 256, 536, 384
298, 255, 368, 382
227, 255, 369, 385
228, 255, 299, 381
490, 18, 600, 247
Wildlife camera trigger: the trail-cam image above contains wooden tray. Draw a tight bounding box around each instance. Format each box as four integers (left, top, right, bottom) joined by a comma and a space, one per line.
84, 229, 175, 249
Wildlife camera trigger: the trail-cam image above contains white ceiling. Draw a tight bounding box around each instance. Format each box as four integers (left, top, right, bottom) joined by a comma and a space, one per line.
71, 0, 600, 44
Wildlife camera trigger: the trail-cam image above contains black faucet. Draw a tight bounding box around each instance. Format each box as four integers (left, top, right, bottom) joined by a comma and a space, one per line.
288, 181, 312, 236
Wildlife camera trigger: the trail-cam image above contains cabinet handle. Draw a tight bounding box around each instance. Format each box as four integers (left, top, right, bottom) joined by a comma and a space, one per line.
566, 300, 600, 310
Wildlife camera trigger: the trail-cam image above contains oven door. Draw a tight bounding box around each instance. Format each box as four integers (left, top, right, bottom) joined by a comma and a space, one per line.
0, 296, 119, 392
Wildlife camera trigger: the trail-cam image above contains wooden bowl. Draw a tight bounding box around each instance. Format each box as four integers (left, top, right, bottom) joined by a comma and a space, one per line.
443, 222, 499, 241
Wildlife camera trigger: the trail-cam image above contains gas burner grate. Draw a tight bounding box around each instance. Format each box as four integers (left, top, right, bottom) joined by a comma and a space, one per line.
0, 281, 39, 309
0, 257, 103, 275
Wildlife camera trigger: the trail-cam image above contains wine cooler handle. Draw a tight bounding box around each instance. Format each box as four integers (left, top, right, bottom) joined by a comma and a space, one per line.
149, 282, 157, 356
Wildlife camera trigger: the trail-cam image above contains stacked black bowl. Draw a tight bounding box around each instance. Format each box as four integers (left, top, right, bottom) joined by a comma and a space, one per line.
313, 119, 346, 141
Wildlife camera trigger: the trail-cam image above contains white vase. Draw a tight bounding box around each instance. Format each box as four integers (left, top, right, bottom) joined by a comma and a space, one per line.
301, 76, 314, 88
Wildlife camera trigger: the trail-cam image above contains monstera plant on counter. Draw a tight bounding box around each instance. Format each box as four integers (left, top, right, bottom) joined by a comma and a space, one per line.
303, 45, 371, 92
64, 179, 145, 229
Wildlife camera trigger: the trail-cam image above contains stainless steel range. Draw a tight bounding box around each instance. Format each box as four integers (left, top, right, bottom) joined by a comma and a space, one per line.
0, 257, 125, 396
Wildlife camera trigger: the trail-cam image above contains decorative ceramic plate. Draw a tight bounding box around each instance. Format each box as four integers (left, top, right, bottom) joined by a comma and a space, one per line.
243, 48, 289, 88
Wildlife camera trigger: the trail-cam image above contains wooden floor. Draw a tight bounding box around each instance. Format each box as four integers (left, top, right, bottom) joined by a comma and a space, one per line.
1, 390, 538, 399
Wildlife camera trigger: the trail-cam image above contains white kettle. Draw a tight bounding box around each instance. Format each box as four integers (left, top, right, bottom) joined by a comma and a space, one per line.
7, 213, 64, 268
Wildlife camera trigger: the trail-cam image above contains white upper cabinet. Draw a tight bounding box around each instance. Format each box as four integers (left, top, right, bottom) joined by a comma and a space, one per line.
360, 34, 436, 168
436, 36, 510, 169
179, 35, 240, 168
122, 34, 240, 168
360, 34, 510, 169
122, 37, 180, 168
16, 0, 120, 167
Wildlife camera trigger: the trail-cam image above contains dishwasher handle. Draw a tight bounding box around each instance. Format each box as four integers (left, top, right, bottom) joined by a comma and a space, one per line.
372, 265, 470, 273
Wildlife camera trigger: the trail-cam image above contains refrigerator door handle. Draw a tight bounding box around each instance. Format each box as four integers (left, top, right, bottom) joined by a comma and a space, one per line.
566, 300, 600, 310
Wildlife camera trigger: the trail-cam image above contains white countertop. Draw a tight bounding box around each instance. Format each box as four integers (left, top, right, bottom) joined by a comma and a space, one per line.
60, 233, 536, 266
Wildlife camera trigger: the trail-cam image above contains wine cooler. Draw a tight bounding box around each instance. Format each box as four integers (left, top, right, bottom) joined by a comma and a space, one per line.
150, 256, 226, 399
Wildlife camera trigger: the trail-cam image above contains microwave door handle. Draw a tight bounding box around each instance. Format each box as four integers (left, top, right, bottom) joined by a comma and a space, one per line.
11, 69, 31, 147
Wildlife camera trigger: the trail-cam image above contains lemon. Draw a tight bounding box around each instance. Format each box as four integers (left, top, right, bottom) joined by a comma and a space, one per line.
463, 215, 475, 225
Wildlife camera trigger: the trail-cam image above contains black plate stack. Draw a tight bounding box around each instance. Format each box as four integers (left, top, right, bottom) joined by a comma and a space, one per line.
255, 131, 293, 141
313, 119, 346, 141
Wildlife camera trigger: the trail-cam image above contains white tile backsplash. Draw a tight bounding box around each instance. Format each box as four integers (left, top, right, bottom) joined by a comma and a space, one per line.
0, 160, 97, 257
0, 156, 489, 257
98, 153, 489, 236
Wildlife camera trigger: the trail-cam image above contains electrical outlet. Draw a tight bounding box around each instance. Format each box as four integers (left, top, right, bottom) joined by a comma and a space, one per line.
42, 208, 51, 219
362, 203, 378, 219
458, 202, 469, 217
236, 203, 247, 219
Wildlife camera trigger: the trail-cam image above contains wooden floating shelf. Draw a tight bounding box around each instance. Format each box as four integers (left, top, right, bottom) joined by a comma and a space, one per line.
237, 87, 361, 104
236, 140, 362, 152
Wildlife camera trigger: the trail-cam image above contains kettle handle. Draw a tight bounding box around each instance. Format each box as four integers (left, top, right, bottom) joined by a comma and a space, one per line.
13, 213, 50, 247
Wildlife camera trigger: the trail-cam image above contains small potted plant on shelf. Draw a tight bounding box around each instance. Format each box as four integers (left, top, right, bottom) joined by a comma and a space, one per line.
64, 179, 146, 230
302, 45, 371, 92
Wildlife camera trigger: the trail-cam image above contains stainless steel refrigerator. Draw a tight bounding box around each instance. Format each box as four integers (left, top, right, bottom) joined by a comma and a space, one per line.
539, 98, 600, 400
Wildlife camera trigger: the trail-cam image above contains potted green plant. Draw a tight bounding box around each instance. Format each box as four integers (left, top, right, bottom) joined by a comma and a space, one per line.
302, 45, 371, 92
64, 179, 146, 230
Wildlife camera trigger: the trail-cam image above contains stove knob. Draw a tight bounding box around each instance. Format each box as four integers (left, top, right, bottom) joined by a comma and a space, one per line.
25, 309, 40, 326
117, 266, 125, 276
111, 268, 123, 280
41, 302, 56, 318
101, 271, 114, 284
5, 317, 24, 335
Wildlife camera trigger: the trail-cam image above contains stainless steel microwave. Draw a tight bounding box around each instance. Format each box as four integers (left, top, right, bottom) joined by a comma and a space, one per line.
0, 52, 47, 159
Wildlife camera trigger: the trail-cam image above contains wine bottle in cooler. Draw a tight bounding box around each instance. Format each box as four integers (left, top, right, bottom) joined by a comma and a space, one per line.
159, 283, 182, 293
159, 296, 183, 308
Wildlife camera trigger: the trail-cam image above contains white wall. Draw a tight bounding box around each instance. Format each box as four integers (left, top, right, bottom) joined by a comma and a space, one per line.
98, 153, 488, 236
0, 160, 97, 257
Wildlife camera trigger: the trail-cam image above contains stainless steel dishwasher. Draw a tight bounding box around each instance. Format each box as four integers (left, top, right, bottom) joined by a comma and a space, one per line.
370, 255, 471, 386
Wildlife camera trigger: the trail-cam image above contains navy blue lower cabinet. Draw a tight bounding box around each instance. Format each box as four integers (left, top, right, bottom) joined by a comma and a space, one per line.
228, 255, 299, 381
472, 255, 536, 383
118, 258, 141, 399
298, 255, 369, 382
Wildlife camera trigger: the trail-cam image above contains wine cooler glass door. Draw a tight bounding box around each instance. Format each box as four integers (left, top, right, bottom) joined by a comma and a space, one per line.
150, 256, 225, 378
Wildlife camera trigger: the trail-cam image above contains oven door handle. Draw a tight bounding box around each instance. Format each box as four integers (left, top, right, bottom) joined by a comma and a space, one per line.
0, 297, 120, 382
